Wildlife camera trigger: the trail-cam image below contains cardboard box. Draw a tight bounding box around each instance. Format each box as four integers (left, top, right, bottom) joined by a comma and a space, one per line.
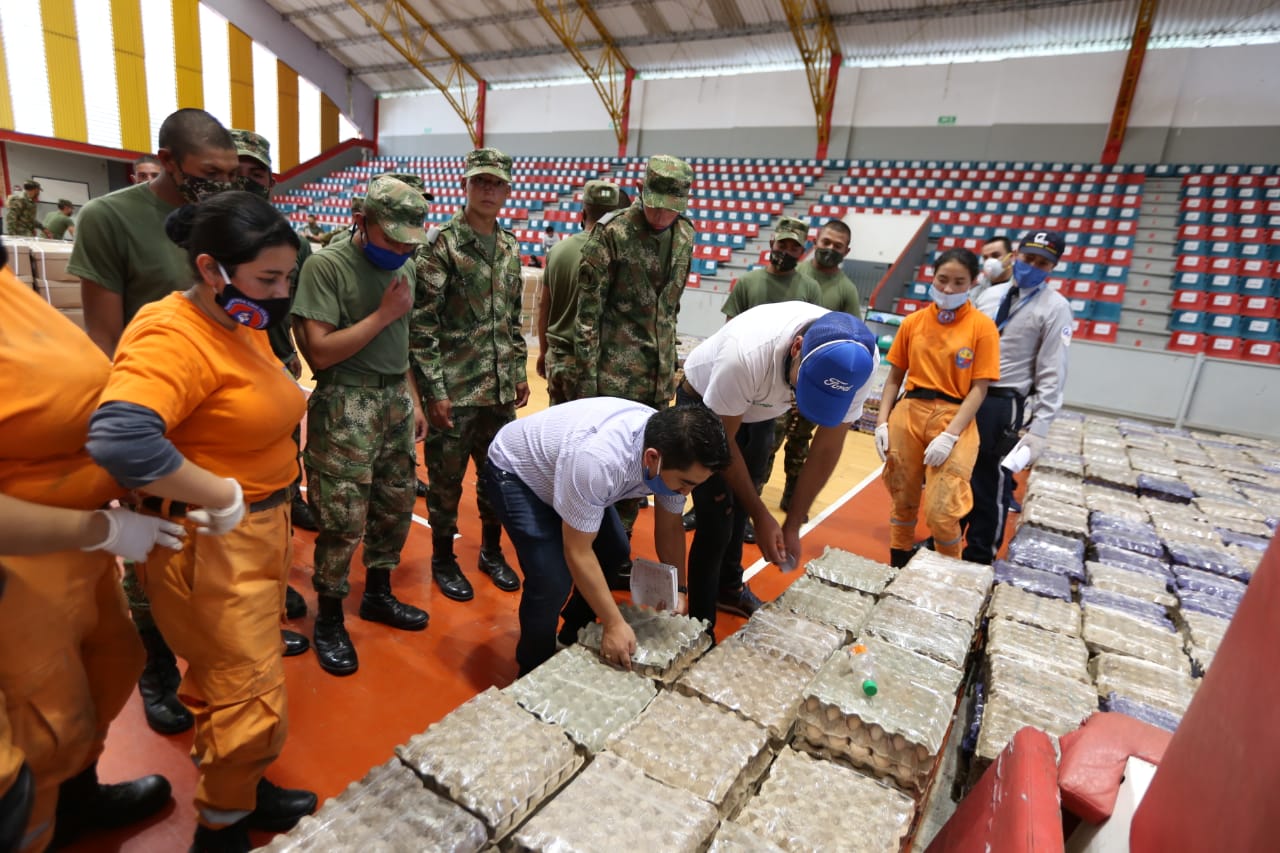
1, 237, 32, 277
29, 241, 78, 282
38, 280, 82, 309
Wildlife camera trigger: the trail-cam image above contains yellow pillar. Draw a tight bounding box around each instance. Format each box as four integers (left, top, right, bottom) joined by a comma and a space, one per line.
228, 24, 253, 130
320, 94, 338, 151
0, 26, 13, 130
40, 0, 88, 142
172, 0, 203, 108
111, 0, 151, 151
276, 60, 299, 171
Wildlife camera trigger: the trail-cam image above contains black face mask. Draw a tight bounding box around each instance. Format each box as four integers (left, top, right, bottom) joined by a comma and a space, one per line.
236, 175, 271, 200
215, 264, 291, 330
814, 247, 843, 269
769, 249, 799, 273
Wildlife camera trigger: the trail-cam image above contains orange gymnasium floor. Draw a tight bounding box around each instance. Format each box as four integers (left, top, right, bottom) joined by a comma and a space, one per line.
70, 355, 946, 852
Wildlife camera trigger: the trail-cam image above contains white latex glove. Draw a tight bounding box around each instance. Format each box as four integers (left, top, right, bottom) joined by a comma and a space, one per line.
186, 479, 246, 536
83, 508, 186, 562
874, 424, 890, 461
923, 432, 959, 467
1015, 433, 1047, 465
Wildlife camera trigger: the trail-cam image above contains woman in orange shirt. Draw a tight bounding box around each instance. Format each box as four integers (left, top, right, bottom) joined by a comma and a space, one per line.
86, 193, 316, 852
875, 248, 1000, 567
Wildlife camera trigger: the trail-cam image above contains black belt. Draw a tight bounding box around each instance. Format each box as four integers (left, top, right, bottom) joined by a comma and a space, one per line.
904, 388, 964, 405
318, 370, 403, 388
140, 487, 290, 519
986, 387, 1025, 400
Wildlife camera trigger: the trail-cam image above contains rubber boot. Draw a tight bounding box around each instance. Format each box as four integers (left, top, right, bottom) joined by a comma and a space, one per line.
136, 625, 194, 734
890, 548, 915, 569
360, 568, 429, 630
313, 597, 358, 676
431, 533, 473, 602
477, 523, 520, 591
51, 761, 172, 847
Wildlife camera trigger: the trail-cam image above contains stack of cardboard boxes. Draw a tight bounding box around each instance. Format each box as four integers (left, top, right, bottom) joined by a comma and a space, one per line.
2, 237, 84, 330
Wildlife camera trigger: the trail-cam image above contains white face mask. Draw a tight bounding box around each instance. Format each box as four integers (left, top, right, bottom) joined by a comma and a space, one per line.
930, 284, 970, 311
982, 257, 1006, 280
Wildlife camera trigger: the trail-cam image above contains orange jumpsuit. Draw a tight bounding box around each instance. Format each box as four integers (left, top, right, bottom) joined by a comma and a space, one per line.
0, 268, 142, 852
100, 293, 305, 828
882, 302, 1000, 557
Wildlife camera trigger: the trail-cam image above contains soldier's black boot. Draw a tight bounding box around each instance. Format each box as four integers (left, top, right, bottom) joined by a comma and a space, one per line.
191, 822, 251, 853
281, 629, 309, 657
477, 524, 521, 591
51, 761, 172, 847
136, 624, 194, 734
431, 535, 474, 602
890, 548, 914, 568
244, 778, 317, 832
360, 568, 429, 630
313, 596, 358, 676
289, 495, 318, 531
285, 584, 307, 619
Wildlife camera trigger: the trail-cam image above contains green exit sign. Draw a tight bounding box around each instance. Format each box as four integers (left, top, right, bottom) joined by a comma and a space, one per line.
938, 115, 957, 125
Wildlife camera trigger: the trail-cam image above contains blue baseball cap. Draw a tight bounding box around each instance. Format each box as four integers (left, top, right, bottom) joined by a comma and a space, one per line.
795, 312, 877, 427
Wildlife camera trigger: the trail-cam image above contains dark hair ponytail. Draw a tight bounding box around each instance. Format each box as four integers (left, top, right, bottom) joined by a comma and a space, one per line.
165, 191, 300, 277
933, 247, 980, 281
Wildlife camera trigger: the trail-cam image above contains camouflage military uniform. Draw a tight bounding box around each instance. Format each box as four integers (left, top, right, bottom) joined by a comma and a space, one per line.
5, 190, 39, 236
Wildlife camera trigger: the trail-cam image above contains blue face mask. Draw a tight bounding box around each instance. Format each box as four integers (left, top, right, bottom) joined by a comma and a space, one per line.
1013, 259, 1049, 291
643, 456, 682, 497
929, 284, 970, 311
361, 230, 414, 270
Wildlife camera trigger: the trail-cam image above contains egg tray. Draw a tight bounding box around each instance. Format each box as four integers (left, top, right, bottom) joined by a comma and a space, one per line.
1187, 644, 1216, 677
707, 820, 787, 853
395, 688, 583, 840
1165, 542, 1250, 582
1005, 527, 1086, 581
1081, 607, 1190, 675
1034, 450, 1084, 477
576, 602, 712, 683
1083, 491, 1149, 524
504, 645, 658, 753
506, 752, 720, 853
1176, 588, 1240, 621
1026, 469, 1088, 504
1083, 464, 1139, 491
983, 654, 1097, 719
1022, 496, 1091, 540
1100, 692, 1183, 734
974, 689, 1095, 766
803, 546, 897, 596
1088, 544, 1171, 579
1084, 562, 1177, 608
985, 617, 1090, 684
674, 635, 814, 741
1080, 586, 1174, 628
987, 582, 1081, 637
991, 559, 1074, 602
1180, 610, 1230, 654
1127, 451, 1183, 479
1195, 496, 1269, 525
887, 551, 993, 627
259, 760, 488, 853
1089, 652, 1199, 718
770, 574, 875, 641
861, 596, 976, 670
734, 606, 845, 673
735, 748, 916, 853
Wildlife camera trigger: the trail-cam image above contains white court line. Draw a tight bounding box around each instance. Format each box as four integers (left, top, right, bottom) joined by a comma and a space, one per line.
742, 464, 884, 583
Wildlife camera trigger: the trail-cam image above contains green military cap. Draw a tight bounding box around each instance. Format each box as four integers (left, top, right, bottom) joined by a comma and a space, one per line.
23, 181, 41, 191
464, 147, 512, 184
364, 175, 429, 244
378, 171, 425, 193
230, 129, 272, 170
56, 198, 73, 208
641, 155, 692, 213
582, 180, 622, 208
773, 215, 810, 247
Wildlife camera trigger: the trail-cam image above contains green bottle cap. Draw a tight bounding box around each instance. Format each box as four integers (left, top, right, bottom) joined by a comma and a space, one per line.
862, 679, 878, 696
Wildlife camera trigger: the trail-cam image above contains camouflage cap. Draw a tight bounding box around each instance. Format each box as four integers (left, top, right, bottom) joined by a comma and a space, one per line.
641, 155, 692, 213
230, 129, 271, 170
773, 215, 810, 247
582, 180, 622, 208
378, 171, 426, 193
364, 176, 429, 244
464, 147, 512, 183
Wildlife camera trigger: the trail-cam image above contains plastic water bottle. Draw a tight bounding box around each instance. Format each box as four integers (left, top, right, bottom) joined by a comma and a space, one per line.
850, 643, 878, 696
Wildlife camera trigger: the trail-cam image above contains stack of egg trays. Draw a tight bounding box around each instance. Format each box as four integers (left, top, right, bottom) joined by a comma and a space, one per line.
1026, 469, 1087, 505
1088, 512, 1164, 559
674, 635, 815, 742
1084, 462, 1139, 491
1035, 450, 1084, 478
707, 820, 787, 853
734, 606, 845, 673
1165, 541, 1251, 583
803, 546, 896, 596
1101, 693, 1183, 733
992, 560, 1073, 601
1128, 450, 1183, 479
976, 653, 1097, 768
1137, 473, 1196, 503
734, 748, 916, 853
1226, 544, 1265, 576
987, 582, 1081, 637
603, 690, 774, 818
887, 551, 994, 627
861, 595, 975, 670
1080, 591, 1189, 674
504, 645, 657, 753
1089, 652, 1199, 718
1090, 543, 1170, 580
1177, 608, 1230, 675
770, 574, 875, 641
1022, 495, 1090, 540
794, 636, 963, 794
259, 759, 488, 853
1085, 561, 1177, 607
1005, 527, 1086, 582
1084, 487, 1149, 524
509, 752, 719, 853
576, 602, 712, 683
985, 617, 1090, 684
394, 688, 582, 840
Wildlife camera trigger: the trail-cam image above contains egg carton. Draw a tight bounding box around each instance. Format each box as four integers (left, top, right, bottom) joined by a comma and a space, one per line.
974, 689, 1092, 767
504, 645, 658, 753
1082, 607, 1190, 675
987, 583, 1081, 637
1084, 562, 1177, 608
508, 752, 719, 853
986, 617, 1090, 683
1022, 496, 1091, 540
1089, 652, 1199, 718
1035, 450, 1084, 478
1227, 544, 1264, 574
734, 606, 845, 672
707, 820, 787, 853
992, 559, 1074, 601
1026, 469, 1088, 504
887, 551, 993, 627
735, 748, 916, 853
259, 760, 488, 853
769, 575, 875, 641
1180, 610, 1230, 654
1127, 451, 1183, 479
983, 654, 1097, 718
395, 688, 582, 839
1084, 464, 1139, 491
803, 546, 896, 596
1195, 496, 1269, 525
576, 602, 712, 683
604, 691, 773, 817
674, 635, 813, 741
1214, 516, 1273, 539
795, 637, 962, 794
861, 595, 975, 670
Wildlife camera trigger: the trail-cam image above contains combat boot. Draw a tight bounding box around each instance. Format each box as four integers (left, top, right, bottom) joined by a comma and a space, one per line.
244, 778, 317, 832
289, 495, 318, 531
431, 535, 474, 601
477, 523, 520, 591
191, 822, 250, 853
360, 568, 429, 630
313, 597, 358, 676
284, 584, 307, 619
136, 625, 194, 734
52, 762, 172, 847
890, 548, 915, 568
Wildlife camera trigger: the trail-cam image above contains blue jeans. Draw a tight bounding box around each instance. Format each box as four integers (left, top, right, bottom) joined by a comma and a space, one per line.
483, 461, 630, 675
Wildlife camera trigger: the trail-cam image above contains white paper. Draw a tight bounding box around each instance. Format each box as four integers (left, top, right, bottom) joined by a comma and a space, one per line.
1001, 444, 1032, 473
630, 558, 679, 611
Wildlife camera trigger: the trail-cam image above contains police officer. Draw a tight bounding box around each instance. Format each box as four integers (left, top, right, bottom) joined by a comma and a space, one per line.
412, 148, 526, 603
5, 182, 49, 238
962, 230, 1074, 564
292, 176, 431, 676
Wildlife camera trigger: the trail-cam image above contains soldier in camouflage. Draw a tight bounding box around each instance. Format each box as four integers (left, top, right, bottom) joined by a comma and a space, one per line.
291, 175, 431, 676
5, 181, 49, 237
411, 147, 526, 602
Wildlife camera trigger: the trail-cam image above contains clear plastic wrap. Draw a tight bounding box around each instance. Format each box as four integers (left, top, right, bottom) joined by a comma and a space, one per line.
1026, 469, 1089, 504
1081, 605, 1188, 674
259, 760, 488, 853
509, 752, 719, 853
803, 546, 896, 596
1127, 451, 1183, 479
504, 646, 658, 753
1084, 490, 1148, 523
1180, 610, 1231, 653
1088, 529, 1165, 559
1084, 463, 1139, 491
987, 582, 1082, 637
674, 636, 814, 741
1195, 496, 1269, 525
1089, 652, 1198, 718
735, 748, 916, 853
771, 575, 875, 640
1023, 495, 1090, 539
1101, 693, 1182, 733
1187, 644, 1217, 677
577, 602, 712, 683
394, 688, 582, 838
796, 637, 963, 792
1006, 527, 1086, 580
985, 654, 1097, 714
1088, 512, 1162, 548
734, 607, 845, 673
861, 595, 975, 669
991, 560, 1074, 601
1227, 544, 1265, 573
975, 690, 1094, 765
1153, 518, 1225, 549
1036, 451, 1085, 477
985, 617, 1090, 683
885, 551, 993, 627
1136, 473, 1196, 503
1165, 542, 1250, 581
1084, 563, 1176, 608
1089, 543, 1171, 578
707, 820, 788, 853
1171, 564, 1247, 600
1217, 528, 1272, 549
1176, 587, 1241, 620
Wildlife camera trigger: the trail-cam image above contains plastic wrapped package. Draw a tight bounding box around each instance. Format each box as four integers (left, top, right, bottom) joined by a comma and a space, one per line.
795, 637, 963, 793
1088, 512, 1161, 549
1187, 644, 1216, 677
675, 636, 815, 741
1127, 451, 1182, 479
1088, 529, 1165, 559
1171, 564, 1247, 601
1082, 607, 1190, 674
734, 607, 845, 673
577, 602, 712, 683
259, 760, 488, 853
1084, 562, 1176, 607
504, 646, 658, 753
1216, 527, 1272, 548
735, 748, 916, 853
975, 690, 1093, 766
707, 820, 788, 853
985, 617, 1090, 683
1136, 473, 1195, 503
1089, 543, 1171, 579
604, 691, 773, 816
1180, 610, 1230, 653
803, 546, 896, 596
770, 575, 875, 640
1176, 588, 1240, 621
1006, 528, 1086, 580
1152, 519, 1224, 550
1227, 544, 1264, 573
884, 552, 993, 627
987, 582, 1081, 636
991, 560, 1074, 601
1083, 491, 1148, 524
1089, 652, 1198, 718
1100, 693, 1182, 733
1026, 469, 1088, 504
394, 688, 582, 839
984, 654, 1097, 716
1036, 450, 1084, 477
1084, 463, 1139, 491
1022, 495, 1090, 539
861, 596, 975, 669
1195, 496, 1268, 525
1165, 542, 1250, 581
1081, 586, 1177, 630
509, 752, 719, 853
